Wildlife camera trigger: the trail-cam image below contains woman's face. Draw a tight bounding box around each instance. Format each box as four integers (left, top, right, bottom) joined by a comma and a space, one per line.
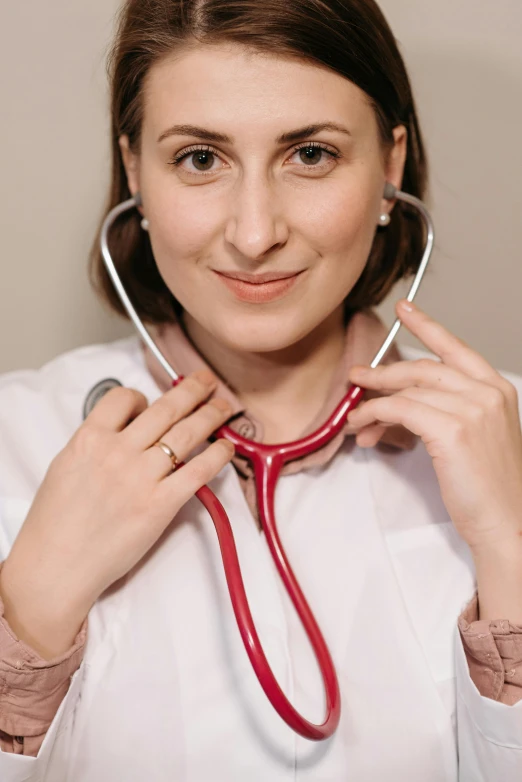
120, 44, 407, 353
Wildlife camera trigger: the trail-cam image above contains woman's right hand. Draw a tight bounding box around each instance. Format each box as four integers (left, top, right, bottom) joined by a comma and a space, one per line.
0, 370, 234, 658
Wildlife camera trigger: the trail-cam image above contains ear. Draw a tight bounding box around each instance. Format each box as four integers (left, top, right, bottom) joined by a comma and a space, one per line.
119, 135, 144, 214
381, 124, 408, 215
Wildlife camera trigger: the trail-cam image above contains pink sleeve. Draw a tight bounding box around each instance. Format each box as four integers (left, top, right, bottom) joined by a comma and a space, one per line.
458, 592, 522, 706
0, 562, 87, 757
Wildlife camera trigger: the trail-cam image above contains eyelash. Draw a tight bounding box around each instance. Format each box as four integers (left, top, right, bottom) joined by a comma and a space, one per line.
168, 141, 342, 174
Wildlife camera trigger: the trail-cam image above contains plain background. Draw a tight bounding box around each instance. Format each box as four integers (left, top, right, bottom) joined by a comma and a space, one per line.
1, 0, 521, 374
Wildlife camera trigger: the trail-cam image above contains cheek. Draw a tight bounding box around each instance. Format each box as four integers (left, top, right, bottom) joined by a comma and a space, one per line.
297, 178, 381, 289
310, 179, 379, 253
151, 192, 219, 258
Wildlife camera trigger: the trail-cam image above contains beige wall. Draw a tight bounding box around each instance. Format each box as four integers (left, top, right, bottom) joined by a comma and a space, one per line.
1, 1, 521, 374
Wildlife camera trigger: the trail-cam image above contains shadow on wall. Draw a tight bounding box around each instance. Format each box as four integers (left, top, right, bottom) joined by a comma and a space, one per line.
379, 43, 522, 374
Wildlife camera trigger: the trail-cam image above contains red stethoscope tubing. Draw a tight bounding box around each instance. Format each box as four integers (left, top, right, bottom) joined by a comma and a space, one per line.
174, 377, 365, 740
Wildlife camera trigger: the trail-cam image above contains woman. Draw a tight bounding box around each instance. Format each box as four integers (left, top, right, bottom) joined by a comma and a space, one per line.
0, 0, 521, 779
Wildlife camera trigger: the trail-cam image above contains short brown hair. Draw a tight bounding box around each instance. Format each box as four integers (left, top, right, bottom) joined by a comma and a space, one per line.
90, 0, 428, 324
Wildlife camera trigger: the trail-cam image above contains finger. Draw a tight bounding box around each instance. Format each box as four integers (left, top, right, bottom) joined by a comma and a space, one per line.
379, 423, 418, 450
388, 386, 479, 418
155, 439, 235, 508
350, 420, 418, 450
84, 386, 149, 431
395, 300, 500, 385
145, 398, 233, 479
121, 370, 218, 451
347, 394, 453, 444
356, 382, 508, 427
356, 423, 388, 448
349, 358, 479, 396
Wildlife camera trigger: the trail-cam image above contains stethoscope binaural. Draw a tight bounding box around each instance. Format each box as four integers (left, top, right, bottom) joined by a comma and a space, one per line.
99, 182, 435, 741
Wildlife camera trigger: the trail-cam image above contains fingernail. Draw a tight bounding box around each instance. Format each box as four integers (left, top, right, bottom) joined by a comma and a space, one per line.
210, 398, 233, 414
220, 438, 236, 454
350, 365, 369, 374
398, 299, 414, 313
195, 369, 217, 386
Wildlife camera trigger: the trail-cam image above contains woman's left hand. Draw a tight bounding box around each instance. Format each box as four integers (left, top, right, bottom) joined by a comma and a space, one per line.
347, 299, 522, 556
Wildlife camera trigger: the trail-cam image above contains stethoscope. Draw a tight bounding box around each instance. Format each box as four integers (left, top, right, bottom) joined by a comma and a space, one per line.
97, 181, 434, 740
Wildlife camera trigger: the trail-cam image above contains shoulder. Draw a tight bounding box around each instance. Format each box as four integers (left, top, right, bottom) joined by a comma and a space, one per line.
0, 336, 159, 499
0, 335, 146, 400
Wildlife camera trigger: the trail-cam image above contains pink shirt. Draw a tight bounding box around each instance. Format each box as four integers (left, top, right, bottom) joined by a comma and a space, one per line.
1, 309, 521, 757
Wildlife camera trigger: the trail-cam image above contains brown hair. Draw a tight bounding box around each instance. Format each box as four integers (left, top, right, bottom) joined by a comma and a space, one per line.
90, 0, 428, 324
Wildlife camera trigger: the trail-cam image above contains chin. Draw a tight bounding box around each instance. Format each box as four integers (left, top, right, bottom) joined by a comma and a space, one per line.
206, 310, 322, 353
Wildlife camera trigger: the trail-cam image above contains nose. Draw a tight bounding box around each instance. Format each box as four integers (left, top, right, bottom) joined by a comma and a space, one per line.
224, 172, 289, 262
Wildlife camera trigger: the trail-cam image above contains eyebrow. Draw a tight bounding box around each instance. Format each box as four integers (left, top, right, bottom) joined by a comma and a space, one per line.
157, 122, 352, 145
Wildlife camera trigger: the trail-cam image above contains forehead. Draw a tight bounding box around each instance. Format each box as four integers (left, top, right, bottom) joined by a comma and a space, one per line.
142, 43, 376, 142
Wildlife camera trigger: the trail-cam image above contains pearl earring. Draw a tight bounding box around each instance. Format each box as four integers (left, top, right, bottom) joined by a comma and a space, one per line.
141, 217, 150, 232
378, 212, 391, 227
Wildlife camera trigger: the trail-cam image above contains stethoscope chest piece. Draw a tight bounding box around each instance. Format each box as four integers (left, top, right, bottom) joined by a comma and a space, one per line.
83, 378, 123, 421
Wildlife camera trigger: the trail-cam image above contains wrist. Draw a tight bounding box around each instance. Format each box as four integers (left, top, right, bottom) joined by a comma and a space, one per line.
0, 556, 92, 660
472, 538, 522, 624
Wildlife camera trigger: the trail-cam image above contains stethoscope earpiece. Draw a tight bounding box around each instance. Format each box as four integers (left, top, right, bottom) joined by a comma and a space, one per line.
383, 181, 398, 200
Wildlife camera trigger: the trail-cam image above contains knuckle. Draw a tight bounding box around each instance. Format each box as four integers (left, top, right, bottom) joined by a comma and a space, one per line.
70, 423, 103, 456
206, 400, 233, 420
154, 394, 179, 418
109, 386, 146, 407
171, 423, 193, 452
415, 359, 438, 384
500, 379, 519, 407
162, 379, 208, 416
483, 386, 506, 413
157, 394, 189, 421
181, 374, 211, 396
466, 404, 486, 424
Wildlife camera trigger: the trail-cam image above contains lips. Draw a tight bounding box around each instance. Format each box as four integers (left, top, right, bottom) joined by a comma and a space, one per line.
215, 271, 303, 284
213, 269, 304, 303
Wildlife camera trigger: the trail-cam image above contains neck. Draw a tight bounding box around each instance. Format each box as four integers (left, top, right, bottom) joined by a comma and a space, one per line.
182, 308, 346, 443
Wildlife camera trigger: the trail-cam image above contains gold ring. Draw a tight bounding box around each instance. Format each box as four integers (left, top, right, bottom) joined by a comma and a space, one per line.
154, 441, 180, 472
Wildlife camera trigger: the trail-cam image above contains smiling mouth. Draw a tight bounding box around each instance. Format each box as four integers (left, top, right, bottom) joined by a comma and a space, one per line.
214, 270, 304, 284
213, 269, 305, 303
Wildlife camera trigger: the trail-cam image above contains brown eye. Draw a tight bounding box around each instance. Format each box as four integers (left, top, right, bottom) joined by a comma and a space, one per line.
169, 145, 220, 173
189, 150, 215, 171
298, 146, 326, 165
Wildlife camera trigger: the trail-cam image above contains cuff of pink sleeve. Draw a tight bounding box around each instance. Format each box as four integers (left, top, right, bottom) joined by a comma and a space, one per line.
0, 563, 88, 737
458, 592, 522, 703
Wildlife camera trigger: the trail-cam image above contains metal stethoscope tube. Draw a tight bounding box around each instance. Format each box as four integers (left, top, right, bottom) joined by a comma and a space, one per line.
100, 183, 435, 740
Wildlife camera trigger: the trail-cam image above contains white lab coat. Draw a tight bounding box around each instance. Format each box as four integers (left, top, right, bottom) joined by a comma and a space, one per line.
0, 335, 521, 782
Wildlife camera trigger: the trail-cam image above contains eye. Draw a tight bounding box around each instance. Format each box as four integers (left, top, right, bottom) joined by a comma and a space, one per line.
169, 145, 222, 174
290, 142, 341, 168
169, 141, 341, 175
